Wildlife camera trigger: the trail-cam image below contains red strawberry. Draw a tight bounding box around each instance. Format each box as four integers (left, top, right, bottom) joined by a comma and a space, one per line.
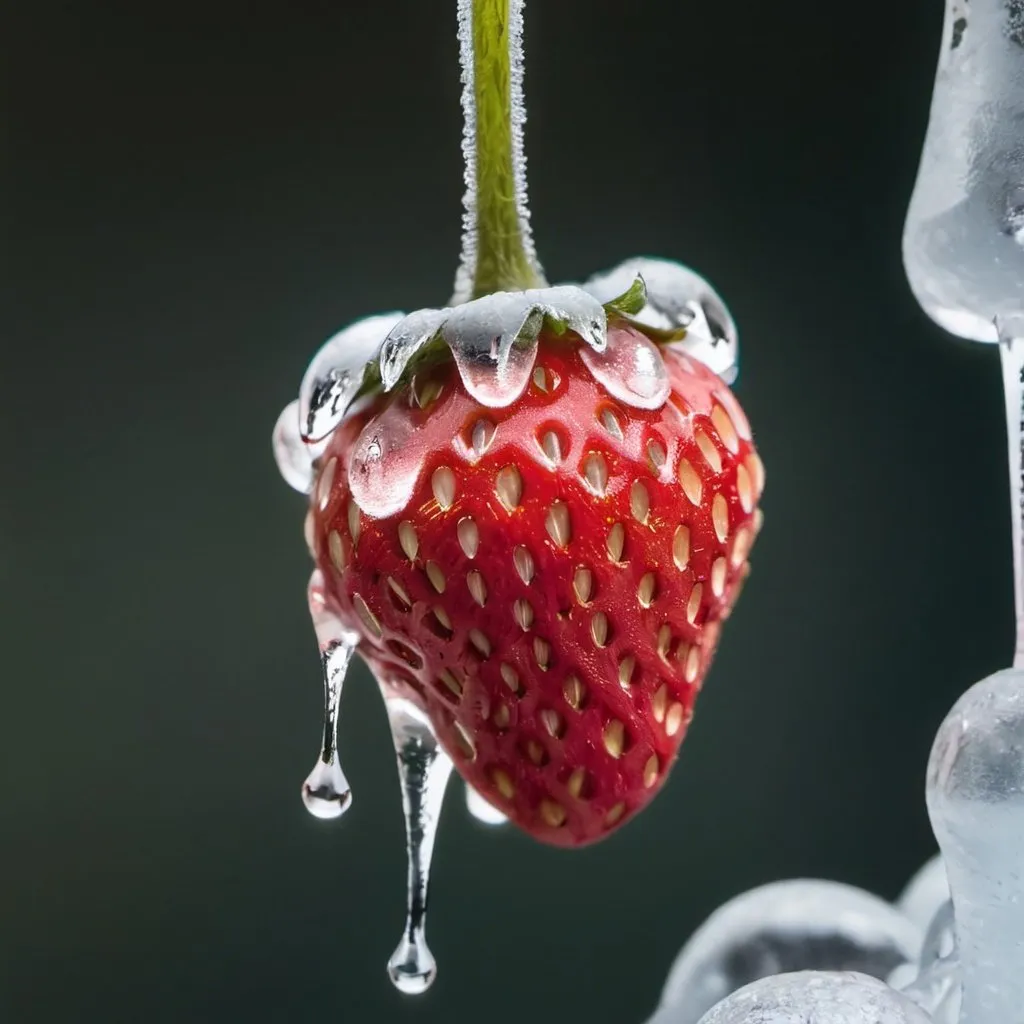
308, 320, 763, 847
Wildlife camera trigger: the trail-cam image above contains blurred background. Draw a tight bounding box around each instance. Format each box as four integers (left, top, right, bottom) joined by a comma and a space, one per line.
0, 0, 1011, 1021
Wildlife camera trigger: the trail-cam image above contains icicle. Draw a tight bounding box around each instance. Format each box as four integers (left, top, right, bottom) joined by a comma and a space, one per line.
301, 570, 360, 819
999, 327, 1024, 668
381, 687, 454, 995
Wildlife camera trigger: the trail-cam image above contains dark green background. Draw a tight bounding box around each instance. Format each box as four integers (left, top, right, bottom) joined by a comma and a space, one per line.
1, 1, 1009, 1021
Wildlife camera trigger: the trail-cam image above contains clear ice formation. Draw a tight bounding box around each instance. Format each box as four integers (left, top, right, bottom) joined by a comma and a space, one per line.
647, 658, 1024, 1024
282, 260, 739, 456
650, 880, 922, 1024
897, 855, 951, 934
301, 571, 360, 820
299, 312, 405, 442
926, 666, 1024, 1024
583, 257, 739, 385
902, 0, 1024, 344
691, 972, 933, 1024
999, 335, 1024, 668
381, 687, 454, 995
464, 782, 508, 826
272, 399, 327, 494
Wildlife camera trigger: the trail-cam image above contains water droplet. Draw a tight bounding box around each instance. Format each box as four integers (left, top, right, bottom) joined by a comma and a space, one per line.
464, 781, 509, 826
272, 400, 327, 493
299, 313, 404, 442
349, 400, 428, 520
302, 571, 360, 819
581, 326, 670, 411
381, 689, 454, 996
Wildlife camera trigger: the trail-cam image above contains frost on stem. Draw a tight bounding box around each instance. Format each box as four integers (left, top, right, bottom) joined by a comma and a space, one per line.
452, 0, 546, 304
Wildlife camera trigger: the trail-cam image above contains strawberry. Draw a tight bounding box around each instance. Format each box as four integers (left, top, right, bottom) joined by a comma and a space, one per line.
306, 319, 762, 846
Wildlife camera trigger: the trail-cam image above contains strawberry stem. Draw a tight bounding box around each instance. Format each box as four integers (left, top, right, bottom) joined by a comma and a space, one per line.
452, 0, 548, 303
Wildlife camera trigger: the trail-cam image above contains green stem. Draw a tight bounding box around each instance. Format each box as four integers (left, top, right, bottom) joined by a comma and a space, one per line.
453, 0, 547, 303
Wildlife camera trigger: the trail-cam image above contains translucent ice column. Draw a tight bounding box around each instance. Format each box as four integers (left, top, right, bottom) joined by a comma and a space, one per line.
903, 0, 1024, 343
926, 667, 1024, 1024
903, 0, 1024, 665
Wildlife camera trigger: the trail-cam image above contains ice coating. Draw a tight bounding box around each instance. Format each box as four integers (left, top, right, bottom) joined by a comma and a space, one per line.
382, 688, 454, 995
302, 570, 360, 819
926, 665, 1024, 1024
452, 0, 542, 306
690, 972, 933, 1024
653, 880, 921, 1024
273, 399, 327, 494
464, 782, 508, 826
897, 854, 951, 933
583, 257, 739, 384
902, 0, 1024, 343
442, 286, 606, 406
298, 312, 405, 442
379, 308, 452, 391
581, 324, 671, 410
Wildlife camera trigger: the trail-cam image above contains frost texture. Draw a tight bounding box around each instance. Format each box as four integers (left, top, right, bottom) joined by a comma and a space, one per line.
690, 972, 933, 1024
583, 258, 739, 384
903, 0, 1024, 342
452, 0, 542, 305
653, 880, 921, 1024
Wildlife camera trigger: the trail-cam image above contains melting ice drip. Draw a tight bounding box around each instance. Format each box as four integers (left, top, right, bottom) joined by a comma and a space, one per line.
381, 690, 455, 995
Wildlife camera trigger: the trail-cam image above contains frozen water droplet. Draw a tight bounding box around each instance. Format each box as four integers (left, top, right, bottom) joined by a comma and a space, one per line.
443, 286, 607, 407
581, 326, 670, 411
348, 399, 428, 520
583, 258, 739, 383
926, 665, 1024, 1024
897, 854, 951, 933
443, 292, 542, 407
381, 688, 454, 996
903, 0, 1024, 342
272, 399, 326, 493
299, 312, 404, 441
347, 371, 439, 522
464, 781, 508, 826
683, 972, 932, 1024
379, 308, 452, 391
655, 879, 921, 1024
301, 571, 360, 820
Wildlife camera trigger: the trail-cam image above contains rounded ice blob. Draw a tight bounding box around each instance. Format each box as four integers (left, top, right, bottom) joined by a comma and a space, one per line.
655, 880, 920, 1024
689, 971, 933, 1024
926, 665, 1024, 1024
